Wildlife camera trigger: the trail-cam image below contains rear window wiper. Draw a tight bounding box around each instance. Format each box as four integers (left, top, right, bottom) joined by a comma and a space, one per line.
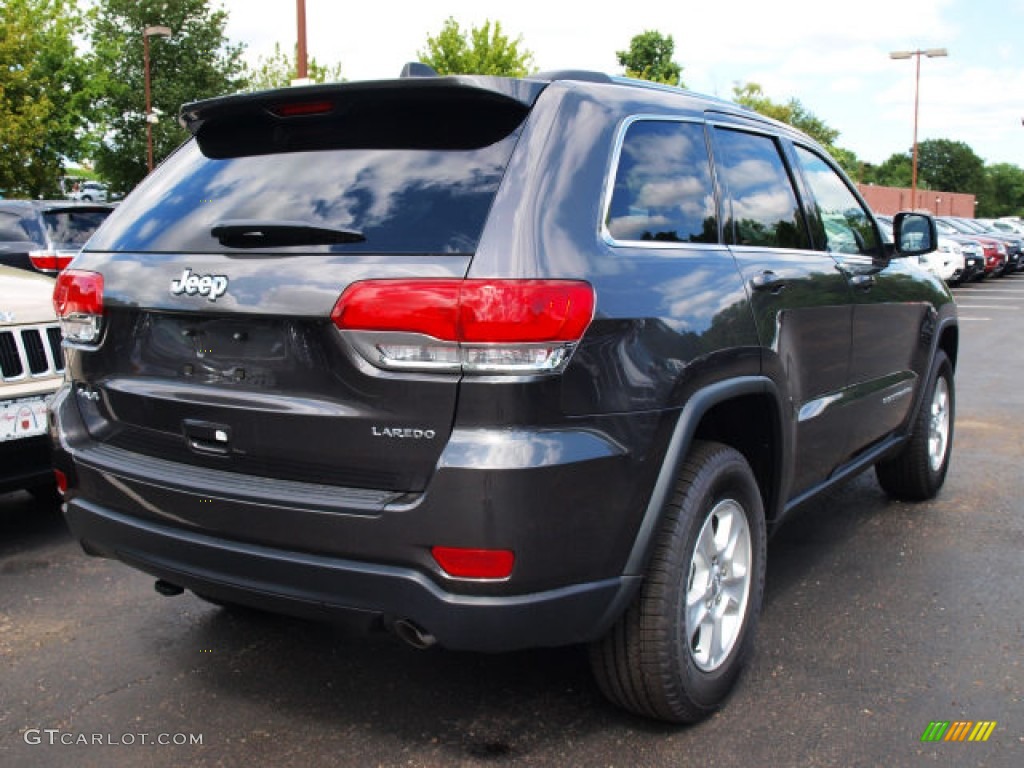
211, 219, 366, 248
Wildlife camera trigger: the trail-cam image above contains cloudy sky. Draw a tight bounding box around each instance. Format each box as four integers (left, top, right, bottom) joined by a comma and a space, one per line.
221, 0, 1023, 167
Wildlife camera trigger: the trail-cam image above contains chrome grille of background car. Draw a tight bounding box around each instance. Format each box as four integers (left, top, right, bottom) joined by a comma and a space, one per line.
0, 325, 65, 381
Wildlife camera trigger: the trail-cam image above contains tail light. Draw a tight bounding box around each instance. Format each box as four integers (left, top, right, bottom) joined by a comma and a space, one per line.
54, 270, 105, 344
29, 250, 75, 274
331, 279, 595, 374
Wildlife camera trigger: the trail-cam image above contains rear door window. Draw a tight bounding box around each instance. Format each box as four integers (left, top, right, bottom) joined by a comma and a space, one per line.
712, 127, 810, 250
604, 119, 718, 244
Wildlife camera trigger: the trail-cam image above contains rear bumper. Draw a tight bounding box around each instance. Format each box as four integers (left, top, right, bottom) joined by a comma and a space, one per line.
0, 434, 54, 494
50, 384, 652, 652
63, 498, 637, 652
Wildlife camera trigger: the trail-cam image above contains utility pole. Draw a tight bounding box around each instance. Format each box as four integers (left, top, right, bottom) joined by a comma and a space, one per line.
296, 0, 309, 81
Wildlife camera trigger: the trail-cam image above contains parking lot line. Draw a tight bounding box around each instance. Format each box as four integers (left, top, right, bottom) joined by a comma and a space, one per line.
954, 305, 1018, 310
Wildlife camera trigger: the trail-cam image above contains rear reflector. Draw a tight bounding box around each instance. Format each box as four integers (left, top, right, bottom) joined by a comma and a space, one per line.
331, 279, 595, 374
54, 469, 68, 496
54, 270, 104, 343
431, 546, 515, 580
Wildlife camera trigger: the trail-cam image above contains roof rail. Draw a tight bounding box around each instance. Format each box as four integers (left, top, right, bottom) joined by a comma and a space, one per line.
531, 70, 612, 84
400, 62, 439, 78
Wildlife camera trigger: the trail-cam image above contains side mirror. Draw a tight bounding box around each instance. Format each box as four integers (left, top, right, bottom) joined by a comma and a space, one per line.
892, 211, 937, 257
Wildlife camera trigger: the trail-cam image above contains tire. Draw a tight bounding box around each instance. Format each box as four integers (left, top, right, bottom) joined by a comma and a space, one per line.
589, 440, 767, 723
875, 350, 954, 501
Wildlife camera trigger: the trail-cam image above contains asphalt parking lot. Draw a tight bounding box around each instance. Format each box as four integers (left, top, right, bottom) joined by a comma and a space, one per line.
2, 274, 1022, 768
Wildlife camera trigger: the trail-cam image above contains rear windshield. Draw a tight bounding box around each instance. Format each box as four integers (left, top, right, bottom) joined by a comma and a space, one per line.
42, 209, 112, 248
88, 104, 526, 255
0, 210, 41, 243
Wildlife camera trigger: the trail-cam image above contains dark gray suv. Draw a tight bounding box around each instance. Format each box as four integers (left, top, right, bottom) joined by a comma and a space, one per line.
50, 69, 956, 723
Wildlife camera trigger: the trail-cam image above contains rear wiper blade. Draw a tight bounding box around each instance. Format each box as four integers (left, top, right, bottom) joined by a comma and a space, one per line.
211, 219, 366, 248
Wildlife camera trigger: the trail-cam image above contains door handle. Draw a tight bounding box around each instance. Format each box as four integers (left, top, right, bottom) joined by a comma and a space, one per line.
750, 270, 786, 293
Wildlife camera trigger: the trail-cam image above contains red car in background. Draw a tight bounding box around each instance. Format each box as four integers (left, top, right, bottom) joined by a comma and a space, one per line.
936, 217, 1006, 277
946, 217, 1023, 273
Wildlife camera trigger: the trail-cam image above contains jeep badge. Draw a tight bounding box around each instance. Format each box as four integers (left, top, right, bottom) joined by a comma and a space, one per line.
170, 267, 228, 301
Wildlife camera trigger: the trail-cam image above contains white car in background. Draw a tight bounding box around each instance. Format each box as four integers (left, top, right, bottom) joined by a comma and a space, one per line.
877, 215, 966, 284
69, 181, 109, 203
1, 265, 64, 498
926, 236, 968, 283
981, 217, 1024, 236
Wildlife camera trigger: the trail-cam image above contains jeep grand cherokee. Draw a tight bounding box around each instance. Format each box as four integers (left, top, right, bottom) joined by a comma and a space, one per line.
49, 68, 956, 723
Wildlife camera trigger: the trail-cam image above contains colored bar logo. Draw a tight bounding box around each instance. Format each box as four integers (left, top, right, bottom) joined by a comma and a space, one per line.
921, 721, 997, 742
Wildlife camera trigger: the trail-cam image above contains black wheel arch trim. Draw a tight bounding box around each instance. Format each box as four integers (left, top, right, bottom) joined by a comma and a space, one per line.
901, 313, 958, 442
622, 376, 787, 578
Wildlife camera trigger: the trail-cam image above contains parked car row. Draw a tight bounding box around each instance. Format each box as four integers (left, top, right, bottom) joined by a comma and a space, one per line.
876, 214, 980, 284
937, 215, 1023, 279
876, 213, 1024, 285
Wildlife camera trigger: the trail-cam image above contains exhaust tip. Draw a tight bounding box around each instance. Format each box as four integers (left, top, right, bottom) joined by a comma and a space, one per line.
393, 618, 437, 650
154, 579, 185, 596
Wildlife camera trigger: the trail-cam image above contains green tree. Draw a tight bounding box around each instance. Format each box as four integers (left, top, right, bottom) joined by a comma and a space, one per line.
616, 30, 683, 86
418, 17, 533, 76
978, 163, 1024, 218
862, 152, 913, 188
0, 0, 94, 198
916, 138, 985, 195
732, 83, 839, 147
89, 0, 246, 194
828, 146, 865, 180
246, 42, 344, 91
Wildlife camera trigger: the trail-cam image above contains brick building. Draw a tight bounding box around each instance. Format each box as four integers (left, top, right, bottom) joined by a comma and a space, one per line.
857, 184, 976, 217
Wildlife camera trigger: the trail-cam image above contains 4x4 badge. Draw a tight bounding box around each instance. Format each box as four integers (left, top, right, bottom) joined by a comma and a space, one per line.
170, 267, 228, 301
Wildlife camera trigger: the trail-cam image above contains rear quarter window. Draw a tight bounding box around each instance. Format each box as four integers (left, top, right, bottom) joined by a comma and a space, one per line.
604, 119, 718, 245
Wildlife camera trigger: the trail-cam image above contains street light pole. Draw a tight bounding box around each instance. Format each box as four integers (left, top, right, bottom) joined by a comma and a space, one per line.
144, 25, 173, 173
890, 48, 948, 211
